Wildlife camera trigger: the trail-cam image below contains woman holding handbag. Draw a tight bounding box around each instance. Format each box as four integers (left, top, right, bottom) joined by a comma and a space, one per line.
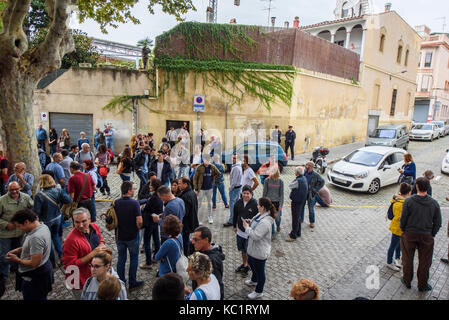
33, 174, 72, 267
116, 147, 133, 182
398, 153, 416, 185
59, 129, 71, 151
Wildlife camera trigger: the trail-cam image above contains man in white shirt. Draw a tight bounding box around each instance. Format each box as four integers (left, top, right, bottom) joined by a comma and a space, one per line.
241, 155, 259, 191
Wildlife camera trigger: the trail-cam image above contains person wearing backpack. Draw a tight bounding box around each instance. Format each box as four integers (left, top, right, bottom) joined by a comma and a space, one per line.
185, 252, 220, 300
386, 183, 411, 272
75, 143, 95, 171
38, 144, 51, 172
33, 174, 72, 268
45, 153, 66, 189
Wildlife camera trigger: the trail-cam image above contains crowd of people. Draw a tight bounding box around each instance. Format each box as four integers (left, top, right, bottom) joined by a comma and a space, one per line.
0, 124, 448, 301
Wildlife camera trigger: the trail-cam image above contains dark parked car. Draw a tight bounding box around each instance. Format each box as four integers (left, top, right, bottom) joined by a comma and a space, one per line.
222, 141, 288, 173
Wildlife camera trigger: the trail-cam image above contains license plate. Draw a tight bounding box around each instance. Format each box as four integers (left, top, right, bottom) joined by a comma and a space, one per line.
333, 177, 347, 183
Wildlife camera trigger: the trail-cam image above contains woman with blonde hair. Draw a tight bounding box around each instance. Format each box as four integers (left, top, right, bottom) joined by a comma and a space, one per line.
290, 278, 320, 300
398, 153, 416, 185
33, 174, 72, 267
263, 166, 284, 234
185, 252, 220, 300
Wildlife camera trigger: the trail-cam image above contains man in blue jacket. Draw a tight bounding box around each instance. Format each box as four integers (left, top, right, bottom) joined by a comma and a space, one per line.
285, 125, 296, 160
36, 124, 48, 152
286, 166, 308, 242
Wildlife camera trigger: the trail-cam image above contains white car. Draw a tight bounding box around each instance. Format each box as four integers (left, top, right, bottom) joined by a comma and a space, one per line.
327, 146, 406, 194
441, 149, 449, 174
430, 121, 448, 137
409, 123, 439, 141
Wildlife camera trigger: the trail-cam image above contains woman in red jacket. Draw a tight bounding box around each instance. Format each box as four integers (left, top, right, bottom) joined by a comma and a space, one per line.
62, 207, 108, 300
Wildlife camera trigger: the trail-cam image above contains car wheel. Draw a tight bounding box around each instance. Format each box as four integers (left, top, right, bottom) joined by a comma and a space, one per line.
403, 142, 409, 151
313, 160, 322, 174
367, 178, 380, 194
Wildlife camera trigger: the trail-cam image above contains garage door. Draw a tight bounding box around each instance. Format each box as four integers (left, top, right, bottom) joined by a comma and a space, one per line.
49, 113, 93, 148
413, 101, 430, 123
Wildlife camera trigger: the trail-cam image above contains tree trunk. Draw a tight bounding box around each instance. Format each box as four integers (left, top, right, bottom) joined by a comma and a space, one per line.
0, 63, 41, 193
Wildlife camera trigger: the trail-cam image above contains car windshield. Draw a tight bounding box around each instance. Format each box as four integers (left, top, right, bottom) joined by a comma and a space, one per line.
372, 129, 396, 139
431, 122, 443, 128
413, 124, 432, 130
343, 150, 384, 167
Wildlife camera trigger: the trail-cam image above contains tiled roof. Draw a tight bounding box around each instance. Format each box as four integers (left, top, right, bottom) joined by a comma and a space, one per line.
300, 15, 365, 30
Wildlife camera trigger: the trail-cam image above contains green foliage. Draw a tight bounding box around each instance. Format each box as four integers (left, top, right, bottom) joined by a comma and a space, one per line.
0, 0, 7, 32
137, 37, 154, 49
77, 0, 196, 33
155, 22, 261, 60
103, 94, 163, 114
23, 0, 50, 40
62, 30, 100, 69
154, 56, 296, 110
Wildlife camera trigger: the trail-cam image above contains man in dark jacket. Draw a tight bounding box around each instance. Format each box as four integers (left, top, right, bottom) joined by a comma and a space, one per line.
189, 226, 225, 300
304, 161, 325, 228
179, 177, 199, 255
149, 151, 172, 186
134, 146, 152, 195
232, 185, 258, 276
400, 177, 442, 292
287, 166, 308, 242
285, 125, 296, 160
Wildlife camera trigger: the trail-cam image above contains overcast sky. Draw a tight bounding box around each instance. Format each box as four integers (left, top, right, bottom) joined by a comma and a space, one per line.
74, 0, 448, 47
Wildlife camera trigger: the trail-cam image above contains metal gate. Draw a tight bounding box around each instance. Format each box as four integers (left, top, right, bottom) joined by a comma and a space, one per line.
413, 100, 430, 123
49, 113, 93, 148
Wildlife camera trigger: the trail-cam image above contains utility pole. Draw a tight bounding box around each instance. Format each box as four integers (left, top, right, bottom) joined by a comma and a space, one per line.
261, 0, 276, 27
208, 0, 218, 23
436, 17, 446, 33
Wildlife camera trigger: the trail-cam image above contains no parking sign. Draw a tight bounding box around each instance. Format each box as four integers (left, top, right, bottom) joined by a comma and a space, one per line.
193, 95, 205, 112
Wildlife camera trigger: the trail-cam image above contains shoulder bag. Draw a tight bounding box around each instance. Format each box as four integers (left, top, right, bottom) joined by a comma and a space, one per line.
62, 174, 88, 219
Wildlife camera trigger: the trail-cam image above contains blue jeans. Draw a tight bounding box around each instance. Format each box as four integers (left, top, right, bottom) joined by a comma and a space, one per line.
387, 233, 401, 264
50, 144, 57, 155
177, 166, 190, 179
304, 195, 317, 223
119, 174, 131, 182
248, 255, 267, 294
45, 217, 62, 266
228, 187, 242, 224
314, 193, 327, 207
116, 234, 140, 286
136, 170, 148, 193
0, 236, 23, 279
106, 139, 114, 154
212, 181, 228, 207
272, 209, 283, 234
143, 225, 160, 265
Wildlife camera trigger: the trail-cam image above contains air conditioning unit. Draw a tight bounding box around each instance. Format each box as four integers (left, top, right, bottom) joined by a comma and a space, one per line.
234, 0, 240, 6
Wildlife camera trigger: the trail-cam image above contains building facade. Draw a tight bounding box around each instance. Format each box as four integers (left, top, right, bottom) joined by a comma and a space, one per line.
413, 26, 449, 123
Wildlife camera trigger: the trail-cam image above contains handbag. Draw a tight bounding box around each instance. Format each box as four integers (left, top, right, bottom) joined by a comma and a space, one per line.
398, 173, 413, 185
387, 202, 394, 220
116, 161, 124, 174
63, 174, 88, 219
167, 237, 189, 283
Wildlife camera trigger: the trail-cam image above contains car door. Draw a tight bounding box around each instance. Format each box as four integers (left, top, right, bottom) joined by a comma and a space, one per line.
377, 153, 395, 186
390, 152, 405, 185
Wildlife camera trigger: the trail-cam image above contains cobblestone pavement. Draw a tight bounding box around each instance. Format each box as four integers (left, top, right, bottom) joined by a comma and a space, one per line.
2, 137, 449, 300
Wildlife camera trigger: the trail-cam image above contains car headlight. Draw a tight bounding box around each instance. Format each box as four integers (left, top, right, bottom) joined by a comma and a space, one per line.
354, 171, 369, 180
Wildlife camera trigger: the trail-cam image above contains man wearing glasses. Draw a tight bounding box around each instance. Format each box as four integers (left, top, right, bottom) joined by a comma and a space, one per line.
4, 162, 34, 197
0, 182, 33, 294
62, 207, 106, 299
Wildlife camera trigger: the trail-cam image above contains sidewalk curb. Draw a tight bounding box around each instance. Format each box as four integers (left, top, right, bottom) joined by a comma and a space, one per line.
286, 157, 343, 167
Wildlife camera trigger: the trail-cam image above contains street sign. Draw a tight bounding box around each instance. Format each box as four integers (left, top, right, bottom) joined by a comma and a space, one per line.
41, 112, 48, 122
193, 95, 205, 112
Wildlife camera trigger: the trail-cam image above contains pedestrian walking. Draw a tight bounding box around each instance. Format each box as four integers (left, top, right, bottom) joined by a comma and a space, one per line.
81, 251, 127, 300
95, 144, 111, 195
175, 142, 190, 179
233, 185, 258, 277
400, 177, 442, 291
154, 215, 183, 277
178, 177, 199, 256
185, 252, 221, 300
0, 182, 33, 283
286, 166, 308, 242
386, 183, 412, 271
68, 161, 96, 218
242, 197, 276, 299
212, 155, 229, 211
263, 167, 284, 234
33, 174, 72, 267
140, 178, 163, 270
224, 153, 243, 227
193, 155, 221, 224
62, 207, 107, 299
114, 181, 144, 291
49, 128, 58, 156
6, 209, 53, 300
285, 125, 296, 160
116, 147, 134, 182
304, 161, 325, 228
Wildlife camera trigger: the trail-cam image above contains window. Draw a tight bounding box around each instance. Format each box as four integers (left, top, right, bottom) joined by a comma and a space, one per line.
397, 45, 403, 64
406, 92, 411, 116
342, 2, 350, 18
335, 40, 345, 46
373, 84, 381, 109
421, 75, 430, 92
418, 52, 422, 67
424, 52, 432, 67
390, 89, 397, 116
379, 34, 385, 52
404, 50, 409, 66
445, 81, 449, 92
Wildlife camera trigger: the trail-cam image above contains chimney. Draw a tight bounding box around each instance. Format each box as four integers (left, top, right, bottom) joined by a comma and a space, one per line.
385, 3, 392, 12
293, 16, 300, 28
284, 21, 289, 28
271, 17, 276, 28
229, 18, 237, 24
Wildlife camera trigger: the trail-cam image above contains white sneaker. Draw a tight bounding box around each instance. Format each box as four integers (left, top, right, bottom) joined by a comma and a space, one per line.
248, 291, 263, 299
386, 263, 400, 271
245, 280, 257, 287
394, 259, 402, 268
208, 216, 213, 224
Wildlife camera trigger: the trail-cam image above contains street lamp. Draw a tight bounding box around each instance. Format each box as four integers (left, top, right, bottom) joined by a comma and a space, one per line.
389, 70, 407, 80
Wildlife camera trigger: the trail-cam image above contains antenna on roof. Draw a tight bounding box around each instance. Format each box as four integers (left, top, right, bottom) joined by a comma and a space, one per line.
436, 17, 446, 33
261, 0, 276, 27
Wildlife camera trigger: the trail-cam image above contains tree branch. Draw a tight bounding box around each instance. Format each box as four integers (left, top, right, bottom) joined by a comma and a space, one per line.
0, 0, 31, 58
